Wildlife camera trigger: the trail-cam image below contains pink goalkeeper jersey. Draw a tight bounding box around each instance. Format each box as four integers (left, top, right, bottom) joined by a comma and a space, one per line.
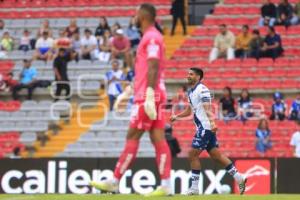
134, 26, 166, 102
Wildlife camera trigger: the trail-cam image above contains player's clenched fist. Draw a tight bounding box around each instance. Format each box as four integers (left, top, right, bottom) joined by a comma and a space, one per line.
144, 87, 157, 120
170, 115, 177, 122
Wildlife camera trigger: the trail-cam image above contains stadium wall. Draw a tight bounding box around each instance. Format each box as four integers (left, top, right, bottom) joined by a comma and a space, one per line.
1, 158, 299, 195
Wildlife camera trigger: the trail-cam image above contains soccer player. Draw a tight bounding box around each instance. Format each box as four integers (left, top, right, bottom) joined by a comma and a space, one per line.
90, 3, 172, 196
170, 68, 247, 195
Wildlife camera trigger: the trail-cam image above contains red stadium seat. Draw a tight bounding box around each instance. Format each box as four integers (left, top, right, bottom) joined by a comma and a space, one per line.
241, 59, 257, 68
257, 58, 274, 68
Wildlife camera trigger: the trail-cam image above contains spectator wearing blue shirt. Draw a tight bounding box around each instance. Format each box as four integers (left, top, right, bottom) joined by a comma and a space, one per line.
126, 16, 141, 48
105, 59, 125, 111
12, 59, 38, 100
238, 89, 253, 121
289, 94, 300, 121
256, 118, 272, 153
270, 92, 286, 121
261, 26, 283, 59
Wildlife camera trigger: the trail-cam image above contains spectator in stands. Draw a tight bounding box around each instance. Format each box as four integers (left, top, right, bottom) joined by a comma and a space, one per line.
126, 16, 141, 48
209, 24, 235, 63
165, 124, 181, 157
176, 86, 188, 111
277, 0, 299, 26
238, 89, 253, 121
37, 19, 52, 38
95, 17, 111, 39
65, 19, 79, 38
289, 94, 300, 121
261, 26, 283, 59
18, 29, 31, 52
0, 31, 13, 51
170, 0, 187, 36
3, 72, 17, 91
12, 59, 38, 100
33, 31, 54, 61
255, 118, 272, 153
220, 86, 237, 120
0, 19, 8, 37
111, 29, 132, 67
55, 30, 72, 49
249, 29, 265, 59
258, 0, 277, 27
71, 32, 81, 55
97, 30, 111, 63
80, 29, 97, 60
290, 120, 300, 157
111, 22, 122, 36
294, 0, 300, 24
105, 59, 125, 111
270, 92, 286, 121
235, 25, 252, 59
53, 48, 76, 101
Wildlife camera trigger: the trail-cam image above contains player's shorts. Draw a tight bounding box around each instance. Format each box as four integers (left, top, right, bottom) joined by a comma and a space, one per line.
129, 99, 166, 131
191, 129, 219, 152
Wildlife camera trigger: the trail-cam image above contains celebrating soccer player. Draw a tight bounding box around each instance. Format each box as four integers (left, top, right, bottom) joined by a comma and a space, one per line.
170, 68, 247, 195
90, 3, 172, 197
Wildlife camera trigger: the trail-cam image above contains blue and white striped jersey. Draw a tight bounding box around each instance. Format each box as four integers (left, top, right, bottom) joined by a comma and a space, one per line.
187, 82, 212, 130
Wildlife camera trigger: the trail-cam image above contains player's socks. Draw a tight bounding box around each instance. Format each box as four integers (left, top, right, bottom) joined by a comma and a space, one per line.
191, 169, 201, 190
153, 140, 172, 181
225, 163, 244, 183
161, 178, 171, 188
114, 139, 139, 179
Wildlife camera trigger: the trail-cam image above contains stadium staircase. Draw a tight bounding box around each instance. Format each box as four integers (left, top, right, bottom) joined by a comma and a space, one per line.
32, 94, 108, 157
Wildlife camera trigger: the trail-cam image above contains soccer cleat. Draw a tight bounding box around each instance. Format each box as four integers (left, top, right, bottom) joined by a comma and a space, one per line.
238, 177, 247, 195
89, 180, 119, 193
144, 186, 172, 197
185, 187, 199, 196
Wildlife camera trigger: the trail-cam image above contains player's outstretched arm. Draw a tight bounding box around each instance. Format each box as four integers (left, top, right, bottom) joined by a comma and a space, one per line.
170, 106, 192, 122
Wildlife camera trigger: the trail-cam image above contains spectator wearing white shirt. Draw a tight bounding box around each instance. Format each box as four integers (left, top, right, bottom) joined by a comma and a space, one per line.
290, 121, 300, 158
18, 29, 31, 52
80, 29, 97, 60
33, 31, 54, 61
105, 59, 125, 111
209, 24, 235, 63
97, 30, 111, 63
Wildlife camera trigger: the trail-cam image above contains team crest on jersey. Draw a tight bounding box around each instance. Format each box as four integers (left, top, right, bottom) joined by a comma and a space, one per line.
147, 39, 159, 58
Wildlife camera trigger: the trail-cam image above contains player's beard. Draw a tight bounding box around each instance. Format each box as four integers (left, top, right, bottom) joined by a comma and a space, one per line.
136, 18, 141, 29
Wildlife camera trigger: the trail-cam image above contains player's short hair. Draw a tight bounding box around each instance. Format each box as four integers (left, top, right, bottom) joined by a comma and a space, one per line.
219, 24, 226, 28
139, 3, 156, 22
190, 67, 204, 80
242, 24, 249, 30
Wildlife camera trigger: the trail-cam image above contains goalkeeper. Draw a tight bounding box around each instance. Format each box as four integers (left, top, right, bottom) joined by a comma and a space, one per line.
90, 3, 172, 197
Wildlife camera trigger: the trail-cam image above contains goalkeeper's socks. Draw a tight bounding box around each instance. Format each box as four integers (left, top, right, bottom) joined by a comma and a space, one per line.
191, 169, 201, 189
225, 163, 244, 183
114, 139, 139, 180
154, 140, 172, 180
161, 178, 171, 188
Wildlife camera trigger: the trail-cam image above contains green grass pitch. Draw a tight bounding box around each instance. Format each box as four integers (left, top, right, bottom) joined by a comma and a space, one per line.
0, 195, 300, 200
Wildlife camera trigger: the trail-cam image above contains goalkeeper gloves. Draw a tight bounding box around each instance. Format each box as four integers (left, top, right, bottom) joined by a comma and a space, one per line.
144, 87, 157, 120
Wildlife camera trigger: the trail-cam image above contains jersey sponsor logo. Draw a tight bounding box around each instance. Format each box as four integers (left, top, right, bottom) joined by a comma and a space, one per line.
147, 39, 159, 58
234, 160, 271, 194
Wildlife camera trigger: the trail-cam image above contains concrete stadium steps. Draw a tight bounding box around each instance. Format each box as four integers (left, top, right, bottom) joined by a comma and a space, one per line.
33, 94, 108, 158
164, 26, 197, 59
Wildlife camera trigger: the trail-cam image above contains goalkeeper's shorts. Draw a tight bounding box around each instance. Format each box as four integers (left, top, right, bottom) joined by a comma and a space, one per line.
129, 99, 165, 131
